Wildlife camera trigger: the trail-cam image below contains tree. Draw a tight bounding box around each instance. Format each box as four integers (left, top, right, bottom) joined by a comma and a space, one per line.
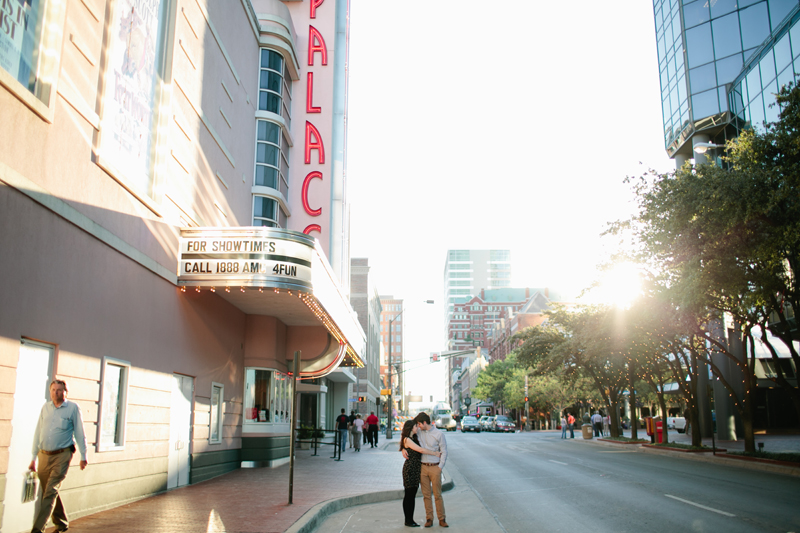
472, 353, 523, 414
618, 85, 800, 450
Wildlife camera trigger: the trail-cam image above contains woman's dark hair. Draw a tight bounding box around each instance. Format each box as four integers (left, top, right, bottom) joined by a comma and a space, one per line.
399, 420, 415, 452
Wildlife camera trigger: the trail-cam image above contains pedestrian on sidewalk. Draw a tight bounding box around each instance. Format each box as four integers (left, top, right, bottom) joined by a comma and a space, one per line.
29, 379, 88, 533
367, 411, 379, 447
353, 414, 364, 451
567, 413, 575, 439
336, 409, 350, 453
348, 410, 357, 448
561, 415, 567, 439
591, 411, 603, 437
413, 412, 449, 528
400, 420, 442, 528
603, 413, 610, 436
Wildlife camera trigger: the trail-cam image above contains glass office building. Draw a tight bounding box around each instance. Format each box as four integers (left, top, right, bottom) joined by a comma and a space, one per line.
654, 0, 800, 162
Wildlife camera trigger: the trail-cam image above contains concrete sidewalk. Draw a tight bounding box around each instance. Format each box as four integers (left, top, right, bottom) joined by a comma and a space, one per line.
60, 438, 449, 533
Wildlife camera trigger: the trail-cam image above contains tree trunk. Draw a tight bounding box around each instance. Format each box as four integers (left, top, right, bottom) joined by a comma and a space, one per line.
628, 366, 638, 441
609, 390, 620, 438
658, 394, 669, 444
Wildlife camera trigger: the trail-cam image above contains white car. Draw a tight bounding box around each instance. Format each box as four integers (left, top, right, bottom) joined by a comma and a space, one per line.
667, 416, 687, 433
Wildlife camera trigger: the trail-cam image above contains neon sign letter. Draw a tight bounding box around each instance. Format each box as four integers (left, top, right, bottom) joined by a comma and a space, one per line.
310, 0, 324, 18
304, 121, 325, 164
302, 171, 323, 216
306, 72, 321, 113
308, 26, 328, 66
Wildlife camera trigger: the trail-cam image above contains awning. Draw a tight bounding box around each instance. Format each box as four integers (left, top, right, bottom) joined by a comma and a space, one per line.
177, 227, 365, 376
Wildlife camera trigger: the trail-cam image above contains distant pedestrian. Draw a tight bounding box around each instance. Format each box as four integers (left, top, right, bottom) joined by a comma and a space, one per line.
353, 414, 364, 451
336, 409, 350, 453
603, 414, 610, 436
591, 411, 603, 437
367, 411, 379, 447
349, 410, 357, 448
561, 415, 567, 439
400, 420, 441, 527
567, 413, 575, 438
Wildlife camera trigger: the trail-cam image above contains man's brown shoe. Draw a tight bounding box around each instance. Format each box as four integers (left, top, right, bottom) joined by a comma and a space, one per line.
439, 520, 449, 528
424, 519, 433, 527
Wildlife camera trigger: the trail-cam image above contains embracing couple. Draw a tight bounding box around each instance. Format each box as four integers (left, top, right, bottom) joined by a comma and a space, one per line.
399, 412, 448, 528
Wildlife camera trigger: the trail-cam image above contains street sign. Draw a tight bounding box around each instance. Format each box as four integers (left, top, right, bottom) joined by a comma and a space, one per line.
348, 398, 358, 402
430, 352, 439, 362
381, 389, 391, 395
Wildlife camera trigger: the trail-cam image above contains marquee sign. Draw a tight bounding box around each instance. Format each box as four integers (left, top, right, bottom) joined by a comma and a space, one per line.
178, 228, 314, 287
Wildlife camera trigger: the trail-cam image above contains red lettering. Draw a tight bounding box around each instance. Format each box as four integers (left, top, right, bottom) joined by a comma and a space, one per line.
308, 26, 328, 66
302, 171, 323, 216
310, 0, 324, 18
304, 121, 325, 164
306, 72, 321, 113
303, 224, 322, 236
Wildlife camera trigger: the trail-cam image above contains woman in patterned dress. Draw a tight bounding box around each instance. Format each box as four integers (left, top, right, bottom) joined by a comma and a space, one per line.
400, 420, 441, 527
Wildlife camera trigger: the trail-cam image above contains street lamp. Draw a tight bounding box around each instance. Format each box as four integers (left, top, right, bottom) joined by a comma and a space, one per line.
693, 142, 724, 154
386, 299, 434, 439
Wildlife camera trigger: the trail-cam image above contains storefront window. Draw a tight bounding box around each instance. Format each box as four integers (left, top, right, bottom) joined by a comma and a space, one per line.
244, 368, 290, 425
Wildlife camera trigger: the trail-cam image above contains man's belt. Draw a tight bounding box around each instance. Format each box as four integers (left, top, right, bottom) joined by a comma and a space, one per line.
40, 447, 70, 455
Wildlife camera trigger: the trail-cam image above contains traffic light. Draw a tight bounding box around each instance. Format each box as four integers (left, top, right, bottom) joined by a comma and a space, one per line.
358, 396, 365, 402
525, 396, 529, 403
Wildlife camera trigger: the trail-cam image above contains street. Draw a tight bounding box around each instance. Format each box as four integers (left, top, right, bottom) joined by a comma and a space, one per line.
316, 431, 800, 533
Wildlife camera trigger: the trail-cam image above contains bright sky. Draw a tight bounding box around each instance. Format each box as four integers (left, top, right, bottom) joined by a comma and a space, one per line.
345, 1, 676, 404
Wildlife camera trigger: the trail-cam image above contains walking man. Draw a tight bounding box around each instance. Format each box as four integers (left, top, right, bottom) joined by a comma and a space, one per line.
336, 408, 350, 453
366, 411, 379, 447
29, 379, 88, 533
591, 411, 603, 437
414, 412, 448, 527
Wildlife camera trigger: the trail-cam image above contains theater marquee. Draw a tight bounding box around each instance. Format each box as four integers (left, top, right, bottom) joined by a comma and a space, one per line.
178, 228, 314, 288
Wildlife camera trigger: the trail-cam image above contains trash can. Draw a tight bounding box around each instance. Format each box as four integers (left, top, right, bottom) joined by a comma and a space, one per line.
582, 423, 593, 439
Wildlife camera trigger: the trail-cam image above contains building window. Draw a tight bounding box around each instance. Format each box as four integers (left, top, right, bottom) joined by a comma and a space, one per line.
259, 49, 284, 114
253, 196, 279, 227
244, 368, 290, 424
210, 383, 224, 443
0, 0, 65, 115
98, 358, 130, 451
255, 120, 289, 197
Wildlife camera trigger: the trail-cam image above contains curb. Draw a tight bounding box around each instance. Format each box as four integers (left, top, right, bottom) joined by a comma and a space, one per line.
286, 445, 454, 533
642, 444, 727, 453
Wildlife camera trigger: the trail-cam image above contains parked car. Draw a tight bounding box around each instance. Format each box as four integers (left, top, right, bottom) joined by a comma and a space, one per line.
461, 415, 481, 433
492, 415, 516, 433
480, 415, 496, 432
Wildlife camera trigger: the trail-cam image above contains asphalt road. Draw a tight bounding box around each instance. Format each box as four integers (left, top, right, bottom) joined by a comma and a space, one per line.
315, 430, 800, 533
450, 430, 800, 533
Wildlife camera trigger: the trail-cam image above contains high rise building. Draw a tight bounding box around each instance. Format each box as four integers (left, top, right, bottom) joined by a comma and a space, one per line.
350, 259, 383, 416
380, 296, 405, 413
442, 249, 512, 341
654, 0, 800, 165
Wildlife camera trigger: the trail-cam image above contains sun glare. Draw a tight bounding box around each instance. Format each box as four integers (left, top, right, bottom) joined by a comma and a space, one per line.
594, 263, 642, 308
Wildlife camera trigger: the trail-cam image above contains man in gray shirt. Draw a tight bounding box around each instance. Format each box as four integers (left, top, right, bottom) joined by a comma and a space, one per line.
414, 412, 448, 528
29, 379, 88, 533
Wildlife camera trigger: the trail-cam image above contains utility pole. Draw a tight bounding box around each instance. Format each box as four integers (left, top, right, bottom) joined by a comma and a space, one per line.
525, 374, 530, 431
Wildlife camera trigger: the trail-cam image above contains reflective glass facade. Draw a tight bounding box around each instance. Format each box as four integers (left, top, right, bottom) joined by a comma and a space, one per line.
653, 0, 800, 157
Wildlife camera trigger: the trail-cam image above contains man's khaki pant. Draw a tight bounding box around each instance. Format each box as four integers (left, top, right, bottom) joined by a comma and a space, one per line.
32, 449, 72, 532
419, 463, 445, 522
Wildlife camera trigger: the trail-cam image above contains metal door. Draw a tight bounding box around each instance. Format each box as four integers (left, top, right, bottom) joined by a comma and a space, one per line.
2, 340, 53, 533
167, 374, 193, 489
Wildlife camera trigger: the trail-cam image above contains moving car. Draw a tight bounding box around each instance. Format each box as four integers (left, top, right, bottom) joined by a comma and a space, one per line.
480, 415, 496, 432
492, 415, 516, 433
460, 415, 481, 433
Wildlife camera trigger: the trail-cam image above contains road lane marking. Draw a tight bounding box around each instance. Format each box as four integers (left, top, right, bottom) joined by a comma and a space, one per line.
664, 494, 736, 517
549, 460, 568, 465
